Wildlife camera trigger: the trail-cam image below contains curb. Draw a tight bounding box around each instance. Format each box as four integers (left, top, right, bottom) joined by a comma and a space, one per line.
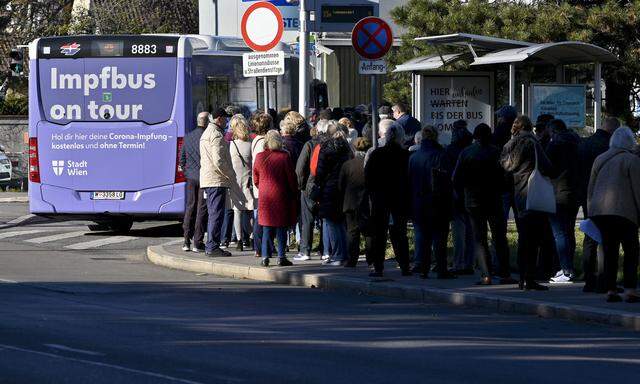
147, 244, 640, 331
0, 197, 28, 203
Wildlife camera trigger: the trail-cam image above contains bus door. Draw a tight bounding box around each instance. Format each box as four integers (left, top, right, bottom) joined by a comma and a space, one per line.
206, 76, 229, 112
256, 77, 278, 111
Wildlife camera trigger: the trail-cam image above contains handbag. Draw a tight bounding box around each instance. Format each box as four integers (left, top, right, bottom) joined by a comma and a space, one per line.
232, 141, 252, 189
525, 142, 556, 214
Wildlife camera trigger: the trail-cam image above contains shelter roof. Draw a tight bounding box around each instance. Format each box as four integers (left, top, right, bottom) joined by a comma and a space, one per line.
414, 33, 533, 51
471, 41, 617, 65
393, 53, 467, 72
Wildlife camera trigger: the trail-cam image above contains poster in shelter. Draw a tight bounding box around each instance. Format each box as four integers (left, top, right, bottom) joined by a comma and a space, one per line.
421, 74, 493, 145
530, 84, 586, 128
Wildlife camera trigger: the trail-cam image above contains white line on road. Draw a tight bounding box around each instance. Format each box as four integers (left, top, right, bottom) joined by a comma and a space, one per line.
0, 229, 51, 240
0, 343, 206, 384
7, 214, 35, 224
26, 231, 88, 244
43, 344, 105, 357
65, 236, 138, 250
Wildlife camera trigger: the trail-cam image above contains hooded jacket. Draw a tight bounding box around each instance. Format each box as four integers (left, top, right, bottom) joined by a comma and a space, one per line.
314, 137, 352, 219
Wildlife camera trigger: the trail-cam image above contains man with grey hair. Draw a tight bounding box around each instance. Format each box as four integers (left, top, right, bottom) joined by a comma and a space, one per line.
364, 123, 412, 277
409, 131, 422, 152
364, 119, 401, 165
179, 112, 210, 252
578, 116, 620, 292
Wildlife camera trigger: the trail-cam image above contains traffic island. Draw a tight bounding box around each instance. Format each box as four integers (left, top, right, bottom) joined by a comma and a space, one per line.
147, 243, 640, 331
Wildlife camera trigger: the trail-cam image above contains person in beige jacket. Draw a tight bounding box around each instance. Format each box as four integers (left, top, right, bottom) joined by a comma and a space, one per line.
587, 126, 640, 303
200, 108, 235, 257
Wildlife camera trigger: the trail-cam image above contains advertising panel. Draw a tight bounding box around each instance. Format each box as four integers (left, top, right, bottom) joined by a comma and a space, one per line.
530, 84, 586, 128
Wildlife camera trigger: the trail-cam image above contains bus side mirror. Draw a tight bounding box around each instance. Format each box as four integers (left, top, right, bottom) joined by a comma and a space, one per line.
9, 49, 24, 77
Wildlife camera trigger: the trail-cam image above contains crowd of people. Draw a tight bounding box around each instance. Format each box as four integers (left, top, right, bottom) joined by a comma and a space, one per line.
179, 102, 640, 303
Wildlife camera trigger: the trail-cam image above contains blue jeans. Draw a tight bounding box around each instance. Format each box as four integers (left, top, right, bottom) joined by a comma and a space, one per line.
452, 209, 474, 269
324, 218, 347, 262
549, 204, 578, 275
414, 216, 449, 273
322, 220, 332, 256
262, 226, 288, 259
204, 187, 227, 253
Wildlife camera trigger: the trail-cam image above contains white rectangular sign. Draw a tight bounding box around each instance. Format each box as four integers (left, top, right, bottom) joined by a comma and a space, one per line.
243, 51, 285, 77
359, 60, 387, 75
420, 73, 493, 145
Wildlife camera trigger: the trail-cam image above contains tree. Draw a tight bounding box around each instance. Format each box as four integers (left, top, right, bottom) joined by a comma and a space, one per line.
386, 0, 640, 120
90, 0, 198, 35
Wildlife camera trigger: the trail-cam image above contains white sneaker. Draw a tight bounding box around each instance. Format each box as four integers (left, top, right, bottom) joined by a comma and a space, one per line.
294, 254, 311, 261
323, 259, 345, 266
552, 270, 564, 279
549, 273, 574, 284
321, 254, 330, 261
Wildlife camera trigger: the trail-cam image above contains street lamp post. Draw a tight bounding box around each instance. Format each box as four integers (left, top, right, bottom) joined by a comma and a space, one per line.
298, 0, 308, 117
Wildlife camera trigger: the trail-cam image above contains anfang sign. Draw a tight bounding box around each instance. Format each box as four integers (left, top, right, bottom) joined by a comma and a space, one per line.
358, 60, 387, 75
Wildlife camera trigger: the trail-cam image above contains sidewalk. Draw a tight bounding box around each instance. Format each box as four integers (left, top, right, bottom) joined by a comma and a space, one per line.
0, 192, 28, 203
147, 244, 640, 331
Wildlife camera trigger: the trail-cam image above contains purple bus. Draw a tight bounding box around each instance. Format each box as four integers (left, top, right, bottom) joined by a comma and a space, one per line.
28, 35, 297, 232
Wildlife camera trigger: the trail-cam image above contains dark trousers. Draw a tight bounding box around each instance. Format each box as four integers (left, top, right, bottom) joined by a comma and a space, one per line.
204, 187, 227, 253
549, 204, 579, 275
592, 216, 639, 291
468, 205, 510, 278
414, 215, 449, 274
581, 204, 604, 290
536, 217, 559, 280
517, 212, 548, 282
220, 208, 234, 243
299, 192, 315, 256
345, 210, 361, 266
183, 179, 207, 246
262, 226, 287, 259
371, 204, 410, 272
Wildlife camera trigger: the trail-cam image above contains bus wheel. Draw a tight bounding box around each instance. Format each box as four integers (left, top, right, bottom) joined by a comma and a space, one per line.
88, 222, 110, 231
108, 219, 134, 233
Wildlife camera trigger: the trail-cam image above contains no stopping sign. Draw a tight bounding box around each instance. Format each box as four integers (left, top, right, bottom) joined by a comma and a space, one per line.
352, 17, 393, 60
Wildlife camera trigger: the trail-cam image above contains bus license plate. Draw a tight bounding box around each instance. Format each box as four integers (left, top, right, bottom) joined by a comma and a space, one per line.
92, 191, 125, 200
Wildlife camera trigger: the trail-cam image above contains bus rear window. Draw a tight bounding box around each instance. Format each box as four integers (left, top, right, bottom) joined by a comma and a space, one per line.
38, 57, 177, 125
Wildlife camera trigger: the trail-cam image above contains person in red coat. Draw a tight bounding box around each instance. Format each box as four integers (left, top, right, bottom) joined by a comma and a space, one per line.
253, 130, 298, 267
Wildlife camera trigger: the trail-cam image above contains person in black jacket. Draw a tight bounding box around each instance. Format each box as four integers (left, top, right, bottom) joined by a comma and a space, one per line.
294, 120, 330, 261
578, 117, 620, 292
339, 137, 372, 267
392, 102, 421, 147
409, 126, 456, 279
453, 124, 516, 285
365, 124, 412, 277
444, 120, 474, 275
500, 115, 554, 291
314, 123, 353, 266
179, 112, 209, 252
545, 119, 581, 284
533, 114, 559, 281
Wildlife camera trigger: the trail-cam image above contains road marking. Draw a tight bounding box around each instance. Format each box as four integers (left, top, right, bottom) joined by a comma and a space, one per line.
65, 236, 138, 250
163, 239, 184, 246
26, 231, 88, 244
0, 343, 206, 384
7, 214, 35, 224
0, 229, 50, 240
43, 344, 105, 357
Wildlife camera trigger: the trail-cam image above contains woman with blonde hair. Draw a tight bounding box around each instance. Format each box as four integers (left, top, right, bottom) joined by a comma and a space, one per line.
253, 130, 298, 267
228, 114, 255, 251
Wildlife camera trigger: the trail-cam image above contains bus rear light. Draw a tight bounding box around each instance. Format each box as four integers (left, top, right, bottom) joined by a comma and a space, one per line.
175, 137, 185, 183
29, 137, 40, 183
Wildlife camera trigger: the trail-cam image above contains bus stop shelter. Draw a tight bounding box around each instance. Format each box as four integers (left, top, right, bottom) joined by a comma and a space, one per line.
395, 33, 617, 136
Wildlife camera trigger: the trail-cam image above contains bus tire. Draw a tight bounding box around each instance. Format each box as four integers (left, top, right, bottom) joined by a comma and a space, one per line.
88, 222, 110, 231
108, 219, 134, 233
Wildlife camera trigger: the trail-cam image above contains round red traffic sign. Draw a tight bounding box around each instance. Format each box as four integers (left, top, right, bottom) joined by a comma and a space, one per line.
351, 17, 393, 60
241, 2, 284, 52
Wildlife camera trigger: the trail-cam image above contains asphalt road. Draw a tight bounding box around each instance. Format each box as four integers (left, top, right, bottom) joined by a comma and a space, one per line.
1, 202, 640, 383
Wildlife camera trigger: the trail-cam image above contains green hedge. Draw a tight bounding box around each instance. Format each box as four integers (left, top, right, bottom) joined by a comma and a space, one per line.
0, 95, 28, 116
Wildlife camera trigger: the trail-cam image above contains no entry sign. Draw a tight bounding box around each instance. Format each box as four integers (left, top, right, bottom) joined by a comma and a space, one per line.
351, 17, 393, 60
241, 1, 284, 52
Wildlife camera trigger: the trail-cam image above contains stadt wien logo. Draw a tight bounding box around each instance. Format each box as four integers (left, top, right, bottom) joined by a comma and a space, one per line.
60, 42, 81, 56
52, 160, 65, 176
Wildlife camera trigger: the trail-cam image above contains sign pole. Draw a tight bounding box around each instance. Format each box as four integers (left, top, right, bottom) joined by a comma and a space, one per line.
263, 76, 269, 112
298, 0, 308, 117
371, 75, 378, 149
